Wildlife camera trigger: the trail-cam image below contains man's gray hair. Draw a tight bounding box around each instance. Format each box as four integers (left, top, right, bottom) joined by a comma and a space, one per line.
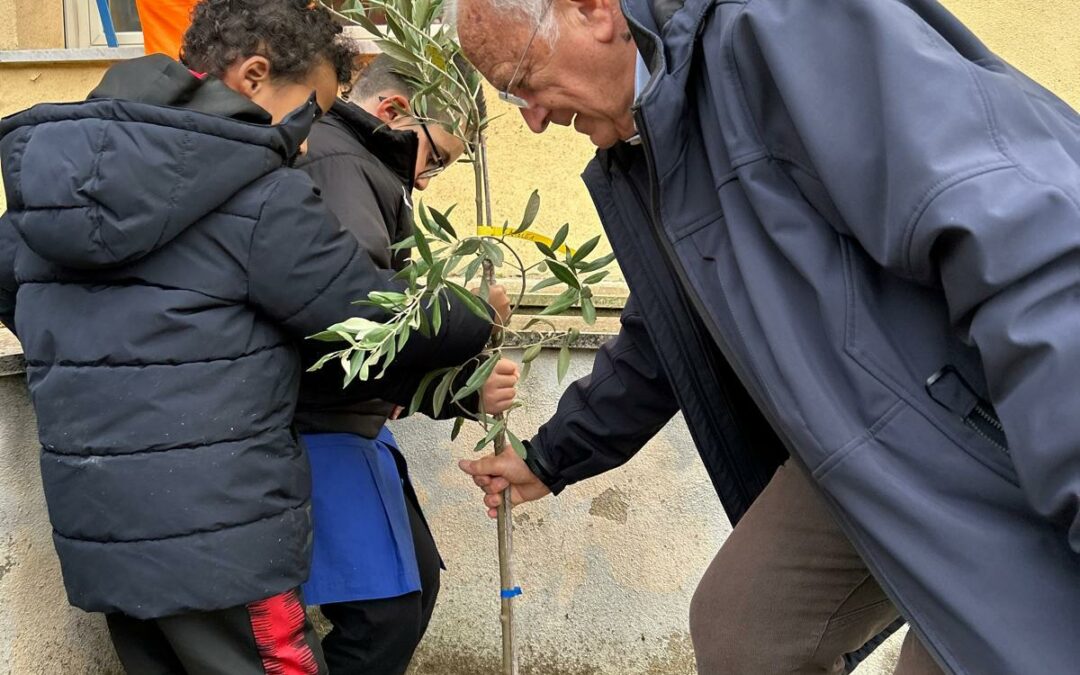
444, 0, 558, 43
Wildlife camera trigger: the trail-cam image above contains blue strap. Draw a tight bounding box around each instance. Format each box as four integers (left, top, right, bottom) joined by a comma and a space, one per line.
95, 0, 119, 48
500, 586, 522, 599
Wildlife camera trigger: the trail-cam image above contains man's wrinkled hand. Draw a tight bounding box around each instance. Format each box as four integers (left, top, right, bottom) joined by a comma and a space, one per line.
480, 358, 519, 415
459, 448, 552, 518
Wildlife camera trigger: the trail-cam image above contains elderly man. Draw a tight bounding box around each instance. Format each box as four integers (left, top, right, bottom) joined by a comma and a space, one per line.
456, 0, 1080, 673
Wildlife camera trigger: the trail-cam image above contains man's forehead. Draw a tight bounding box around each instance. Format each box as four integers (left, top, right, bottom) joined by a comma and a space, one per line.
457, 0, 530, 85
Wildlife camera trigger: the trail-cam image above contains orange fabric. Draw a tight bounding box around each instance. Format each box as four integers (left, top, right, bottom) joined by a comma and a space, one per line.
134, 0, 200, 59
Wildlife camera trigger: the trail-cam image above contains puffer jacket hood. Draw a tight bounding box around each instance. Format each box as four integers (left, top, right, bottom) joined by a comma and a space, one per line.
0, 54, 313, 269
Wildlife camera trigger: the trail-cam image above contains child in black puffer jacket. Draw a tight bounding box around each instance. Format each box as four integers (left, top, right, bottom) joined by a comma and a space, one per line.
0, 1, 495, 671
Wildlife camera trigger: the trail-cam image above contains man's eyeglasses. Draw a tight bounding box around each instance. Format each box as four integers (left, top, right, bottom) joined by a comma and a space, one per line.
417, 122, 447, 180
497, 0, 555, 109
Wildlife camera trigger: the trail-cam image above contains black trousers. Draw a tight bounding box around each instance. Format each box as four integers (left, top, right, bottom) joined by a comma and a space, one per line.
107, 588, 327, 675
319, 493, 441, 675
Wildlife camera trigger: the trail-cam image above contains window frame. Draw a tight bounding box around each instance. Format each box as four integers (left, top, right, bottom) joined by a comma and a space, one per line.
62, 2, 383, 50
64, 0, 144, 48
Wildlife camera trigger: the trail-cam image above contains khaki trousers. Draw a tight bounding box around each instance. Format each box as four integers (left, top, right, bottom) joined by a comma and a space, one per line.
690, 461, 944, 674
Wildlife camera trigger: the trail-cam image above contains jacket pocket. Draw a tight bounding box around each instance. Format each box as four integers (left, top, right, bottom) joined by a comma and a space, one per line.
925, 366, 1008, 455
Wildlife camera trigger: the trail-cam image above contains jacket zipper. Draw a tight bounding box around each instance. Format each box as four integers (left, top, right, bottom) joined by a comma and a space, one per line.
925, 366, 1009, 455
631, 109, 794, 502
967, 401, 1008, 454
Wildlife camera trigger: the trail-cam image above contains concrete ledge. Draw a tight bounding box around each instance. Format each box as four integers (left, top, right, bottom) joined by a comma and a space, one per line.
0, 47, 144, 65
0, 314, 617, 378
0, 329, 24, 378
0, 37, 380, 66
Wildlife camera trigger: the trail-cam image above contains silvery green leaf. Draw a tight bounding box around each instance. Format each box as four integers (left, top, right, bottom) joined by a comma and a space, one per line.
550, 223, 570, 253
464, 257, 484, 284
431, 295, 443, 335
307, 330, 347, 343
451, 416, 466, 441
545, 259, 579, 289
480, 240, 504, 267
507, 430, 528, 459
433, 368, 457, 416
474, 419, 505, 452
572, 235, 602, 265
307, 350, 341, 372
406, 369, 438, 416
537, 287, 579, 317
329, 316, 382, 338
517, 190, 540, 233
454, 355, 500, 403
522, 317, 558, 331
578, 252, 617, 273
429, 207, 458, 239
390, 236, 416, 251
448, 282, 494, 322
414, 227, 433, 264
581, 297, 597, 325
557, 341, 571, 384
522, 343, 542, 363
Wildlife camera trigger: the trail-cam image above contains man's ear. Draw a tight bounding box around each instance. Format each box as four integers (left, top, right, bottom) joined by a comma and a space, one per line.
568, 0, 619, 43
373, 92, 412, 126
221, 55, 272, 99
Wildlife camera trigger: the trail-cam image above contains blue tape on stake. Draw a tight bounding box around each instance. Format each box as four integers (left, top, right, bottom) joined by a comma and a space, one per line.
500, 586, 523, 599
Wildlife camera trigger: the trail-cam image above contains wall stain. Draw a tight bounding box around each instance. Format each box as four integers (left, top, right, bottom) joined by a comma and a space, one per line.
589, 487, 630, 524
0, 535, 14, 583
409, 632, 695, 675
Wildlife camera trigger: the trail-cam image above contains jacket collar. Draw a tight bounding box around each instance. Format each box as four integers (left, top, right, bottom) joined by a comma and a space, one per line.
622, 0, 678, 75
324, 99, 418, 187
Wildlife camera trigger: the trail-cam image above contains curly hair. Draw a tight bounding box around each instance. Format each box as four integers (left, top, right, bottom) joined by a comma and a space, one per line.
181, 0, 358, 84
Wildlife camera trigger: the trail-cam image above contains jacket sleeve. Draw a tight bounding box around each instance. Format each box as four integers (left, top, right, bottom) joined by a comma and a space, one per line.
525, 298, 680, 494
247, 172, 491, 375
741, 0, 1080, 549
0, 212, 17, 334
296, 152, 395, 269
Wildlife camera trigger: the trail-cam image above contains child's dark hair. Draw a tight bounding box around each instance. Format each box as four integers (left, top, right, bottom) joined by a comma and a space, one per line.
181, 0, 357, 84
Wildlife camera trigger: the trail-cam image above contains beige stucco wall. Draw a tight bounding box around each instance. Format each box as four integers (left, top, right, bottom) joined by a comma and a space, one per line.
0, 369, 122, 674
0, 0, 65, 50
0, 339, 905, 674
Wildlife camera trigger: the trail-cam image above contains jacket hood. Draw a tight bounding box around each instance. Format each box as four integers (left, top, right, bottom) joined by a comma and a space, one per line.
325, 99, 418, 188
0, 55, 317, 269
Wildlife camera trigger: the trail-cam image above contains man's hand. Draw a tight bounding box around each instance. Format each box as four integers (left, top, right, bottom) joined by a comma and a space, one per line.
480, 358, 519, 415
459, 448, 552, 518
476, 284, 512, 327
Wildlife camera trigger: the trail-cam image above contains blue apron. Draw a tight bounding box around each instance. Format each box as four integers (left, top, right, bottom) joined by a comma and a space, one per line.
301, 428, 421, 606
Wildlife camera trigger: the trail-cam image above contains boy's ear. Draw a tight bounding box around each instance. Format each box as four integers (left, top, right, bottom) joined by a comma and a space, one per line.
221, 55, 273, 99
373, 93, 412, 126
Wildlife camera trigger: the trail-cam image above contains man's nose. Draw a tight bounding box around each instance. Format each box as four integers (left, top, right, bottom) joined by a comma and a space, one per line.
520, 106, 550, 134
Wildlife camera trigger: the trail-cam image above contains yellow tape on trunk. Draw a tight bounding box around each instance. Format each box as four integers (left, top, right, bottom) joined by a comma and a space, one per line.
475, 226, 576, 256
